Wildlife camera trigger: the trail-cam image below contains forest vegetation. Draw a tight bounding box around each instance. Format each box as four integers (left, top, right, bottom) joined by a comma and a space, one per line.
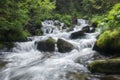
0, 0, 120, 51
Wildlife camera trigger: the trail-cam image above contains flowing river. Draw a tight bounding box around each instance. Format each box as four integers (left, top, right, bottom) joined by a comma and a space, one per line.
0, 19, 100, 80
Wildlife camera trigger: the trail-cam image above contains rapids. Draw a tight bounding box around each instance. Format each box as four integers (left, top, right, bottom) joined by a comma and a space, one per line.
0, 19, 100, 80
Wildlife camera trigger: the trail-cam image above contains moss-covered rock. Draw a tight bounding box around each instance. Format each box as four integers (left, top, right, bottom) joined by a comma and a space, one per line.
57, 38, 74, 53
88, 58, 120, 74
37, 38, 56, 52
93, 29, 120, 54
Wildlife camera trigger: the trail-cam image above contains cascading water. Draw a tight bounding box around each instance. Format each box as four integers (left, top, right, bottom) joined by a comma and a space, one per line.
0, 19, 100, 80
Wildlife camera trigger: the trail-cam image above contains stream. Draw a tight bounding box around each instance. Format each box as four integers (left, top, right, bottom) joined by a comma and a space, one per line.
0, 19, 101, 80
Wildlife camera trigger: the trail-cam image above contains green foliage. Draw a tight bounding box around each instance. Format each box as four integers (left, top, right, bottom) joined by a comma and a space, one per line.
27, 0, 56, 25
91, 15, 105, 25
0, 0, 55, 42
103, 3, 120, 29
56, 0, 74, 14
0, 0, 30, 42
53, 14, 72, 26
0, 0, 120, 42
59, 15, 71, 26
81, 0, 120, 15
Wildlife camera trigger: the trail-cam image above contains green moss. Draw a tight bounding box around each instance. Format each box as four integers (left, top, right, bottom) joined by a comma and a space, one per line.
88, 58, 120, 74
46, 37, 56, 44
96, 29, 120, 51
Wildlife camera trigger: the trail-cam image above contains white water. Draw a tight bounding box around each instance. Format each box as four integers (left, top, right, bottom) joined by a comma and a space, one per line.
0, 19, 100, 80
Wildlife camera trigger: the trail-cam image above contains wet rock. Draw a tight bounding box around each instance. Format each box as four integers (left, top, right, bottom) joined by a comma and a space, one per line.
82, 26, 90, 33
57, 38, 74, 53
67, 26, 74, 32
88, 22, 98, 33
89, 27, 96, 33
70, 29, 87, 39
66, 72, 87, 80
88, 58, 120, 74
54, 20, 61, 26
101, 75, 120, 80
37, 38, 56, 52
0, 60, 7, 68
91, 22, 98, 28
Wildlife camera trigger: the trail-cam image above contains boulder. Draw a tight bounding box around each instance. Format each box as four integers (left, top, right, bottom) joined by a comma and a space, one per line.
57, 38, 74, 53
37, 38, 56, 52
70, 28, 87, 39
93, 42, 120, 55
88, 58, 120, 74
82, 26, 90, 33
93, 30, 120, 54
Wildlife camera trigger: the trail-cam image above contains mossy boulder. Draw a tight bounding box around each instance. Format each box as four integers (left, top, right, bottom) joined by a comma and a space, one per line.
57, 38, 74, 53
37, 38, 56, 52
88, 58, 120, 74
93, 30, 120, 54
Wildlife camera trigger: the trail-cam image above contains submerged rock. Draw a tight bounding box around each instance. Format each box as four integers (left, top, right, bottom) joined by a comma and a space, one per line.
37, 38, 56, 52
88, 58, 120, 74
57, 38, 74, 53
0, 60, 7, 68
66, 72, 87, 80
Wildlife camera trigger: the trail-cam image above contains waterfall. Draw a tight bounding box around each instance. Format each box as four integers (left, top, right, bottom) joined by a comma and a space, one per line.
0, 19, 100, 80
